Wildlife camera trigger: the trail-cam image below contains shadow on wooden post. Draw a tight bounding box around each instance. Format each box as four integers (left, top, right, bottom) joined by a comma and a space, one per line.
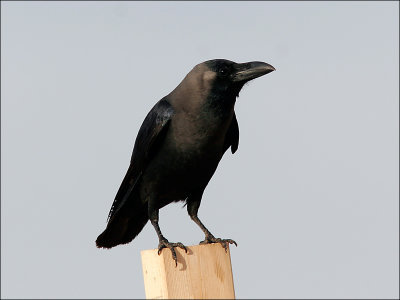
141, 243, 235, 299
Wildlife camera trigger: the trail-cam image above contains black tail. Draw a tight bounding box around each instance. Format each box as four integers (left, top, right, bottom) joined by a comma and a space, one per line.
96, 202, 149, 248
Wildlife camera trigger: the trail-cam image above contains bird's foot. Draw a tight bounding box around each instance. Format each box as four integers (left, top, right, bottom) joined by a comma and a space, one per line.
157, 237, 187, 267
199, 234, 237, 252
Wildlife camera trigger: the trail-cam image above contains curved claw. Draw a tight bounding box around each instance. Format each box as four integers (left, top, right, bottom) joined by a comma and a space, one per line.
157, 238, 188, 267
200, 236, 237, 252
225, 239, 238, 247
174, 242, 188, 253
157, 246, 166, 255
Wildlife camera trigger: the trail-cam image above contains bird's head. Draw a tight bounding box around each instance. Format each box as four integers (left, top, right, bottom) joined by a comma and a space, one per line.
169, 59, 275, 113
202, 59, 275, 98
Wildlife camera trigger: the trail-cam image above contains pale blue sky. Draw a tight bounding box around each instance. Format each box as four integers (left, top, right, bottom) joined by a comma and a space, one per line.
1, 1, 399, 299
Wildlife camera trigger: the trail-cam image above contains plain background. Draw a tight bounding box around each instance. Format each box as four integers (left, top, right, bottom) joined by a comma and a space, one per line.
1, 1, 399, 299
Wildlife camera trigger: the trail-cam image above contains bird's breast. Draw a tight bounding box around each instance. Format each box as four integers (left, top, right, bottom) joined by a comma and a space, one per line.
139, 109, 233, 201
169, 110, 232, 154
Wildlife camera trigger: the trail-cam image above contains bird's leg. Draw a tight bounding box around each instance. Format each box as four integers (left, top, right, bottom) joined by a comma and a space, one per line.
187, 196, 237, 252
191, 214, 237, 251
149, 209, 187, 266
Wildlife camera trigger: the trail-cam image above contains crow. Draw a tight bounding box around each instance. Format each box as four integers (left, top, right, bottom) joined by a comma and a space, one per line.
96, 59, 275, 265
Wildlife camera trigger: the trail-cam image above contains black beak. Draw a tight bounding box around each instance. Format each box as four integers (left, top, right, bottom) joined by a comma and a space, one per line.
232, 61, 275, 83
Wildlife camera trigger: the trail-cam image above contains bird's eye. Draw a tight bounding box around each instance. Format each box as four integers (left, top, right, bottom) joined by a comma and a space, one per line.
219, 67, 229, 75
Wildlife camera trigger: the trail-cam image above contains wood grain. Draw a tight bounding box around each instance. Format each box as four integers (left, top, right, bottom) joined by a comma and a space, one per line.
141, 243, 235, 299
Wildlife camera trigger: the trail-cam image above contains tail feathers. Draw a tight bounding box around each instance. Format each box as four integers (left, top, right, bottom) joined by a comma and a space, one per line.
96, 205, 149, 249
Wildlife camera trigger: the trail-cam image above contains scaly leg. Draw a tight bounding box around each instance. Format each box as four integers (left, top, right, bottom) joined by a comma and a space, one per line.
187, 193, 237, 252
149, 208, 187, 267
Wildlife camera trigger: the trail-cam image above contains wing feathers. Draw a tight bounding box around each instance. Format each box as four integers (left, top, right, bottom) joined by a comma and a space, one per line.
106, 98, 174, 221
223, 113, 240, 154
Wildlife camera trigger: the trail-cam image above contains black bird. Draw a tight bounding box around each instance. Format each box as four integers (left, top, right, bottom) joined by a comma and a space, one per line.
96, 59, 275, 265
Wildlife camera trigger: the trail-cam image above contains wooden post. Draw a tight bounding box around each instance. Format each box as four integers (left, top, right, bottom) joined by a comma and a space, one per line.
141, 243, 235, 299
